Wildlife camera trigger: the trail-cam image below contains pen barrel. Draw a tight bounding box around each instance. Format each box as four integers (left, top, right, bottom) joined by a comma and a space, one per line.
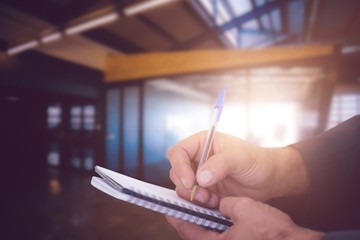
198, 125, 216, 168
197, 107, 220, 169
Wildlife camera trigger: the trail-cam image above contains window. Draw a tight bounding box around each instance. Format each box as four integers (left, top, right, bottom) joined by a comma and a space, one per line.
47, 144, 60, 166
104, 66, 324, 182
47, 104, 62, 129
105, 88, 121, 171
196, 0, 305, 48
327, 93, 360, 129
83, 147, 94, 171
83, 105, 96, 131
70, 106, 82, 130
70, 105, 96, 131
70, 147, 81, 169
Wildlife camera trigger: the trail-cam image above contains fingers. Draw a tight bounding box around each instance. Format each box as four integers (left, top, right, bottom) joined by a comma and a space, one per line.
168, 131, 223, 207
196, 147, 252, 188
167, 132, 207, 189
165, 216, 220, 240
174, 185, 221, 208
174, 185, 209, 203
169, 167, 193, 190
219, 196, 285, 224
218, 197, 319, 240
219, 196, 260, 223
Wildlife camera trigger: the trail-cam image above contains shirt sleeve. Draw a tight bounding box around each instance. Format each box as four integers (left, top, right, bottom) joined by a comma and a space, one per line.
323, 230, 360, 240
292, 115, 360, 231
293, 115, 360, 170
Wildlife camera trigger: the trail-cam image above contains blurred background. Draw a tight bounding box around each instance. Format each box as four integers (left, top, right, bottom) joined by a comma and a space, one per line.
1, 0, 360, 239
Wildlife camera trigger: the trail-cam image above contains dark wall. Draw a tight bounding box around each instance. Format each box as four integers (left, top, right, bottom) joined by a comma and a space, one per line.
0, 50, 103, 98
0, 51, 104, 174
0, 87, 47, 171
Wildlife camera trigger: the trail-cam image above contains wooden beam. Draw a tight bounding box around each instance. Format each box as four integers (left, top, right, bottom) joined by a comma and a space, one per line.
105, 45, 335, 82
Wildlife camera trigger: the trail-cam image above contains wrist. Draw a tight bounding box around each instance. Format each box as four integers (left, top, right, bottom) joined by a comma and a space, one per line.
269, 146, 309, 198
287, 226, 325, 240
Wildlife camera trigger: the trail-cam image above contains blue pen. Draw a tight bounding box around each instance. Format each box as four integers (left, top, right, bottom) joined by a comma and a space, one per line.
190, 88, 225, 201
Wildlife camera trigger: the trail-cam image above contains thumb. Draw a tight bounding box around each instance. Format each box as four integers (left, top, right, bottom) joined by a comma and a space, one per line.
219, 196, 255, 223
196, 150, 252, 187
219, 197, 241, 223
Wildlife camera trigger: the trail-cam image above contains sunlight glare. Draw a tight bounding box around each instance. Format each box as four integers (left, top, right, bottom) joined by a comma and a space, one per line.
218, 102, 298, 147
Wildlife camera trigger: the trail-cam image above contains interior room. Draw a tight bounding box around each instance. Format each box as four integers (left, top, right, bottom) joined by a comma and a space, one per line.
1, 0, 360, 239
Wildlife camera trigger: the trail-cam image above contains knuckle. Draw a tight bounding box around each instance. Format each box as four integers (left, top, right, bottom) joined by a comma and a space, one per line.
233, 197, 255, 210
166, 147, 176, 160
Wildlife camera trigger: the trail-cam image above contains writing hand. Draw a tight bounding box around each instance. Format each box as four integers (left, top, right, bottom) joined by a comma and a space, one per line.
167, 131, 308, 208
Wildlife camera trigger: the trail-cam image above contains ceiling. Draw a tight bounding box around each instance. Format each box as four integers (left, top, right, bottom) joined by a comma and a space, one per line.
1, 0, 360, 85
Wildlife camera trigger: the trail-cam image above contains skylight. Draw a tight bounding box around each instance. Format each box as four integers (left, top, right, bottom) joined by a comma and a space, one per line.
196, 0, 305, 48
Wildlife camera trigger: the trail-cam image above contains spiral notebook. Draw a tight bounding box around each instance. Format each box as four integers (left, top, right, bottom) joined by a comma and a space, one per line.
91, 165, 233, 232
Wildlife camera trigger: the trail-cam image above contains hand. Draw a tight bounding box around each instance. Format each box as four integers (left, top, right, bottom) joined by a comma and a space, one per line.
167, 131, 308, 208
166, 196, 324, 240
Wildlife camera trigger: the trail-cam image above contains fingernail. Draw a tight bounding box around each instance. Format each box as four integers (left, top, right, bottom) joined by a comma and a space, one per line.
208, 194, 218, 208
197, 170, 213, 185
181, 177, 192, 189
195, 191, 205, 203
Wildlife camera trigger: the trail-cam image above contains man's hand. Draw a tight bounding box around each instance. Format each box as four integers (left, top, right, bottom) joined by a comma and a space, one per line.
166, 197, 324, 240
167, 131, 309, 208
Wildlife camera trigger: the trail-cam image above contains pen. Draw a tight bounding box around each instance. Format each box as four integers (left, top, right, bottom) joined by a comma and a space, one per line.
190, 88, 225, 201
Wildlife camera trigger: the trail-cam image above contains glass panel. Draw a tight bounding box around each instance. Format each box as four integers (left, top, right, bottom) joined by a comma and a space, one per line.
242, 19, 259, 30
217, 1, 232, 24
238, 32, 269, 48
47, 144, 60, 166
47, 104, 62, 129
270, 9, 281, 32
143, 80, 211, 183
70, 147, 81, 169
254, 0, 266, 6
218, 104, 247, 139
287, 0, 305, 33
248, 102, 298, 146
83, 147, 94, 171
70, 106, 82, 130
223, 28, 237, 46
157, 66, 323, 146
123, 86, 140, 177
83, 105, 96, 131
104, 66, 325, 182
227, 0, 252, 17
260, 14, 272, 31
327, 93, 360, 129
105, 88, 121, 171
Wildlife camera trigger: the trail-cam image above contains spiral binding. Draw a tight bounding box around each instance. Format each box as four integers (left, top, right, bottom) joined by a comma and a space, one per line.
123, 187, 232, 233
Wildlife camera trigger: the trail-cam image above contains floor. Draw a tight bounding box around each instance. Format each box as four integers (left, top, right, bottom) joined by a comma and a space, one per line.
2, 166, 182, 240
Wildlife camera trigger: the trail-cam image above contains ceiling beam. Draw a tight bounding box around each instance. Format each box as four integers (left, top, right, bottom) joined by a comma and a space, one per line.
105, 44, 335, 82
